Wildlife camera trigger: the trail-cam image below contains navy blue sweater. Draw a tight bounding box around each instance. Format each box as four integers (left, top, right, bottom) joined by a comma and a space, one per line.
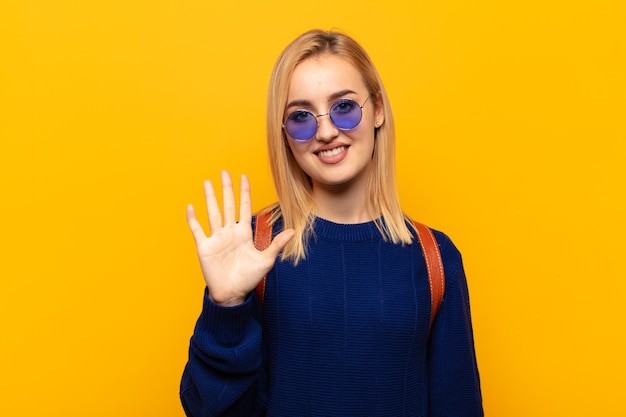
181, 217, 483, 416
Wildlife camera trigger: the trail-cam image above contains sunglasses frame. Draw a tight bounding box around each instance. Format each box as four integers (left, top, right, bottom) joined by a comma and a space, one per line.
282, 95, 372, 141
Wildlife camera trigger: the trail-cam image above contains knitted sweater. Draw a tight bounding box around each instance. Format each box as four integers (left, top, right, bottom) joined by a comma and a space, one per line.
180, 217, 483, 417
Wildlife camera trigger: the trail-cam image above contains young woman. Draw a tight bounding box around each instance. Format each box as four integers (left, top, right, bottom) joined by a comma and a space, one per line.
181, 29, 483, 416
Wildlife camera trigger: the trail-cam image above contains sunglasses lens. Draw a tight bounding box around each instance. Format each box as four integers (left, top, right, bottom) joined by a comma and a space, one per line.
285, 110, 317, 140
330, 99, 362, 130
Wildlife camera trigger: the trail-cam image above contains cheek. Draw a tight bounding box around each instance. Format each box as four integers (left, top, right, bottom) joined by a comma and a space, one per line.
355, 124, 376, 148
286, 140, 300, 159
288, 136, 313, 152
286, 141, 311, 168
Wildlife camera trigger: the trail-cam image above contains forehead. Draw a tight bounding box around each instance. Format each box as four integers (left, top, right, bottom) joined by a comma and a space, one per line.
287, 55, 367, 104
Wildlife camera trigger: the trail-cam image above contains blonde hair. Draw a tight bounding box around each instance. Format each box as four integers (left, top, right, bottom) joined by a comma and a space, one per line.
263, 29, 414, 263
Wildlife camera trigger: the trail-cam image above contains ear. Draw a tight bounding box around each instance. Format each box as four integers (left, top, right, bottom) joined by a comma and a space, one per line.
374, 93, 385, 127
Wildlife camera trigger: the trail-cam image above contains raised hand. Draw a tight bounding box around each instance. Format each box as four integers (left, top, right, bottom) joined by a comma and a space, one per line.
186, 171, 294, 306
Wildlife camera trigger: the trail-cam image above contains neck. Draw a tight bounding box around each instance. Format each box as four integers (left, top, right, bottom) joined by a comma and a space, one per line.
311, 181, 376, 224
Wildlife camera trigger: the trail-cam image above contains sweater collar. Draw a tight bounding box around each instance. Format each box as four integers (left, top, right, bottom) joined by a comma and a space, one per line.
312, 216, 383, 242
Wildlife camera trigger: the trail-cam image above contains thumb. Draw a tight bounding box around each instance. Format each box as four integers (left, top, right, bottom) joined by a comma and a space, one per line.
265, 229, 295, 257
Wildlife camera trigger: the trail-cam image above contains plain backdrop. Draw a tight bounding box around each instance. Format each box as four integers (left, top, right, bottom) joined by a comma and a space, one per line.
1, 0, 625, 415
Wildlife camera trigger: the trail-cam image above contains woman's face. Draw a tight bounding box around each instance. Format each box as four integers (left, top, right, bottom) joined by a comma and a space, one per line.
284, 54, 384, 192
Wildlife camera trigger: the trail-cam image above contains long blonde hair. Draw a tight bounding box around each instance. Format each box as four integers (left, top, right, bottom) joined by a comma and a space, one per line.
263, 29, 414, 263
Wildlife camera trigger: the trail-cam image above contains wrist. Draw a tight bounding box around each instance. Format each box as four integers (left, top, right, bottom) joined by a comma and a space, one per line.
208, 289, 246, 306
213, 295, 246, 307
200, 289, 256, 343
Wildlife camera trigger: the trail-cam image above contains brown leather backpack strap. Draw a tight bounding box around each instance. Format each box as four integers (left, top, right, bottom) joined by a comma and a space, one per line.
412, 220, 445, 330
253, 211, 273, 307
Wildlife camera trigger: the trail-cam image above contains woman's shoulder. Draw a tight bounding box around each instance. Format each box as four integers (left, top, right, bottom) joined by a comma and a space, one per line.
420, 226, 469, 288
407, 220, 463, 266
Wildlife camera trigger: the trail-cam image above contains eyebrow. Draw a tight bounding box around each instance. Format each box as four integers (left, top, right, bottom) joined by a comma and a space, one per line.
286, 89, 358, 110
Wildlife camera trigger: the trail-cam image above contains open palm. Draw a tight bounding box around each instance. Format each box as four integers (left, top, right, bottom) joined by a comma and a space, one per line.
187, 171, 294, 306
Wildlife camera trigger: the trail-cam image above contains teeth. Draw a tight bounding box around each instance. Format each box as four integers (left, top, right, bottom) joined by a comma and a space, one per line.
318, 146, 346, 157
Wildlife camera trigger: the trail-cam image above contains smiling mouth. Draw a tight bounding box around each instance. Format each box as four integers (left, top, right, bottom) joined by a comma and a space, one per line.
316, 146, 347, 157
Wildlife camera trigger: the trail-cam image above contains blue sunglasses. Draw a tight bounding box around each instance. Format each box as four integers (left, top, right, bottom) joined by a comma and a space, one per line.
283, 95, 371, 141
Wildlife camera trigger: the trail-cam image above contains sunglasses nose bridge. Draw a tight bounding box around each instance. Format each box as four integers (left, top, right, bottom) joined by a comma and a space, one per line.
314, 111, 330, 122
314, 111, 339, 140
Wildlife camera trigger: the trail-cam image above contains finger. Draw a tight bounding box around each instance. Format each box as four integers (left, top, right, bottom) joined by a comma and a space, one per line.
204, 179, 222, 233
239, 174, 252, 225
221, 170, 236, 225
186, 204, 207, 244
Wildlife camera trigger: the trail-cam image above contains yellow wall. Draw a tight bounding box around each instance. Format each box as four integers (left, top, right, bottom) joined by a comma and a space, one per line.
1, 0, 624, 415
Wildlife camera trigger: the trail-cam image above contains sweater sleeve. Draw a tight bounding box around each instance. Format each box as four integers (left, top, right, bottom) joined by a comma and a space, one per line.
180, 288, 267, 417
427, 231, 484, 417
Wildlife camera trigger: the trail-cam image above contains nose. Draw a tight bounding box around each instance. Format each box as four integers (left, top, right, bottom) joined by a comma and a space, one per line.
315, 113, 339, 142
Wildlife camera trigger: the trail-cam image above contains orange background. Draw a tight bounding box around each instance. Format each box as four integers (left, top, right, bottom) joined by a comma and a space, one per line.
1, 0, 625, 415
